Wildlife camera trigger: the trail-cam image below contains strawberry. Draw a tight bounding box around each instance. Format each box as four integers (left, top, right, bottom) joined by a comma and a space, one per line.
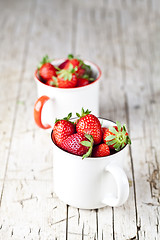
76, 74, 95, 87
102, 121, 131, 151
64, 54, 91, 78
61, 133, 94, 158
38, 55, 56, 80
52, 113, 75, 148
56, 64, 77, 88
76, 108, 102, 145
58, 59, 69, 69
92, 143, 110, 157
76, 77, 90, 87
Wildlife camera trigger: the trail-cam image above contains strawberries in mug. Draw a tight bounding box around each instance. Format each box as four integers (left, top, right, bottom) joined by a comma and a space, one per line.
36, 54, 96, 88
51, 109, 131, 158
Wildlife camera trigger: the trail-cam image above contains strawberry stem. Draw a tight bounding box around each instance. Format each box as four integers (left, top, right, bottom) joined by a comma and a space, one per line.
55, 112, 73, 123
56, 64, 77, 81
105, 121, 131, 151
76, 108, 91, 118
38, 55, 53, 69
68, 54, 74, 60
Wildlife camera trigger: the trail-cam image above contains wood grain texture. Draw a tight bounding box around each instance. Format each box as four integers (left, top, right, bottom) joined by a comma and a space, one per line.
0, 0, 160, 239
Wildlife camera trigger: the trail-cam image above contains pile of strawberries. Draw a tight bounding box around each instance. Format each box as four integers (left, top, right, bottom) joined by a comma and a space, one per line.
51, 109, 131, 158
37, 54, 95, 88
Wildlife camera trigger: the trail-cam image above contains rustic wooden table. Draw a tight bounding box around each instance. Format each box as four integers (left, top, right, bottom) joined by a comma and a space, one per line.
0, 0, 160, 239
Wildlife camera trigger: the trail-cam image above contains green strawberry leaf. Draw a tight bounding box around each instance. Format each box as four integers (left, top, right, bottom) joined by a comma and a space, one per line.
82, 147, 92, 159
81, 74, 89, 79
113, 142, 121, 151
63, 112, 72, 121
122, 125, 127, 135
76, 108, 91, 119
54, 66, 60, 71
51, 76, 58, 87
81, 134, 94, 159
84, 133, 93, 142
68, 54, 74, 60
68, 74, 72, 81
109, 126, 118, 135
105, 135, 115, 141
127, 136, 132, 144
68, 63, 74, 72
81, 141, 92, 147
116, 121, 122, 132
88, 77, 95, 81
55, 112, 73, 123
76, 113, 81, 118
49, 81, 56, 86
106, 139, 117, 146
38, 55, 53, 69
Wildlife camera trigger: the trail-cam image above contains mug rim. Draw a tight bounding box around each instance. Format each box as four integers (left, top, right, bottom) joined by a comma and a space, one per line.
51, 117, 128, 160
34, 58, 102, 91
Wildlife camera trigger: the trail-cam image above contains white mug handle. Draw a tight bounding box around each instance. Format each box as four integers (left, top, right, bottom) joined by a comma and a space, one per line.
34, 95, 54, 129
102, 163, 129, 207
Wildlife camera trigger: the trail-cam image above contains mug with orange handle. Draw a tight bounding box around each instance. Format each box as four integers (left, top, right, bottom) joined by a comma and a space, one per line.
34, 59, 102, 130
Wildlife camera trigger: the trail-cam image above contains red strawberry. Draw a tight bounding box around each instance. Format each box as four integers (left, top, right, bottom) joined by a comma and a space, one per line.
76, 108, 102, 145
52, 113, 75, 148
76, 78, 90, 87
92, 143, 110, 157
38, 55, 56, 80
61, 133, 94, 158
56, 64, 77, 88
58, 59, 69, 69
76, 74, 95, 87
64, 54, 91, 78
102, 121, 131, 151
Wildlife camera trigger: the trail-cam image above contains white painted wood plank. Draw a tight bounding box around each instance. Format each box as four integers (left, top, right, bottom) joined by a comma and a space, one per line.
67, 208, 98, 239
0, 0, 34, 202
6, 130, 53, 181
129, 138, 160, 240
0, 180, 67, 239
123, 3, 160, 239
25, 0, 73, 71
0, 101, 15, 180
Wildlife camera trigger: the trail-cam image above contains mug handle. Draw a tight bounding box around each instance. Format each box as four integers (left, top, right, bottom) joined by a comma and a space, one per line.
34, 95, 52, 129
102, 163, 129, 207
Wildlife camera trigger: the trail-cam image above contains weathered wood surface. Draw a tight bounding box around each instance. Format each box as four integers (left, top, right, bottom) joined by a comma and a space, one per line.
0, 0, 160, 239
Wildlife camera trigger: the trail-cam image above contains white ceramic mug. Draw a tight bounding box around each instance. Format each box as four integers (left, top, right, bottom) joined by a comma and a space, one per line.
51, 118, 129, 209
34, 59, 101, 129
